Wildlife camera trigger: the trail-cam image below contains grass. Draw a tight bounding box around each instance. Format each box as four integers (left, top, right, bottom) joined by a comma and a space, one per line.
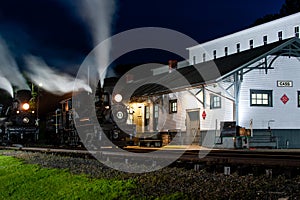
0, 156, 135, 200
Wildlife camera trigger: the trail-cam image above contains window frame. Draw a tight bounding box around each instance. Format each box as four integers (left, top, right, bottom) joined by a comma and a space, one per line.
278, 31, 283, 41
249, 39, 254, 49
224, 47, 228, 56
144, 106, 150, 131
236, 43, 240, 53
298, 91, 300, 107
153, 103, 159, 131
295, 26, 299, 38
213, 50, 217, 59
192, 56, 196, 65
169, 99, 178, 114
263, 35, 268, 45
250, 89, 273, 107
210, 93, 222, 109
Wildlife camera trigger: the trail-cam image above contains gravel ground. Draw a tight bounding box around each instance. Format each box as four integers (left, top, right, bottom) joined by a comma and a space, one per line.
1, 150, 300, 200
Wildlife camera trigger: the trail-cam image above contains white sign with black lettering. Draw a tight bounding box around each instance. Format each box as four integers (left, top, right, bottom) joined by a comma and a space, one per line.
277, 81, 293, 87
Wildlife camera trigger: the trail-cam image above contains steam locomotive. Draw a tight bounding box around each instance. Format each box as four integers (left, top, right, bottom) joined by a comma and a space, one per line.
45, 77, 134, 148
0, 90, 38, 145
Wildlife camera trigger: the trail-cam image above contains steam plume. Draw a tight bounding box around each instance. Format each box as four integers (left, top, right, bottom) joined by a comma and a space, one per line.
76, 0, 116, 85
25, 56, 92, 95
0, 76, 13, 97
0, 36, 30, 91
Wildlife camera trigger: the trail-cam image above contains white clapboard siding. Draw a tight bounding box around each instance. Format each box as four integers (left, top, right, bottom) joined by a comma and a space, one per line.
156, 87, 234, 132
239, 56, 300, 129
188, 13, 300, 65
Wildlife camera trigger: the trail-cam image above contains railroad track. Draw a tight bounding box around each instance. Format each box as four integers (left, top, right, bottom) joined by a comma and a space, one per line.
1, 145, 300, 168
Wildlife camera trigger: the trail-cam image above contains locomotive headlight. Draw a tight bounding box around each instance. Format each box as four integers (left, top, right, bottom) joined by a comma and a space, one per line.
23, 117, 30, 124
114, 94, 122, 103
22, 103, 30, 110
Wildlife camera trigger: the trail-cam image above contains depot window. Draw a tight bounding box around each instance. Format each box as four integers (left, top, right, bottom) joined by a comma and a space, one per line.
169, 99, 177, 114
295, 26, 299, 38
224, 47, 228, 56
213, 50, 217, 59
298, 91, 300, 107
236, 43, 240, 53
210, 93, 221, 109
278, 31, 283, 41
249, 39, 254, 49
263, 35, 268, 45
250, 90, 273, 107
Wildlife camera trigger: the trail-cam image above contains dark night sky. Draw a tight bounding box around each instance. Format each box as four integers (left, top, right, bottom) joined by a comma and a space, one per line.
115, 0, 284, 43
0, 0, 286, 113
0, 0, 285, 75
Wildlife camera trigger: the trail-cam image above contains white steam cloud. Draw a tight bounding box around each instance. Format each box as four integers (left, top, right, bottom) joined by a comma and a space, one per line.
0, 36, 30, 91
76, 0, 116, 85
25, 56, 92, 95
0, 76, 13, 97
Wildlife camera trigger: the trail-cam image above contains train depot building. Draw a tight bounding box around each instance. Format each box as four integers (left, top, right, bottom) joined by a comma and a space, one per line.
111, 12, 300, 149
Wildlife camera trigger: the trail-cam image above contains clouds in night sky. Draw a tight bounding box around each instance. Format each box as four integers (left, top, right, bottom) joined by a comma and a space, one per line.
0, 0, 285, 76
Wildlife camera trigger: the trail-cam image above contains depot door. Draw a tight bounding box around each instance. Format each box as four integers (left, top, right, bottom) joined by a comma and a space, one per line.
186, 109, 200, 145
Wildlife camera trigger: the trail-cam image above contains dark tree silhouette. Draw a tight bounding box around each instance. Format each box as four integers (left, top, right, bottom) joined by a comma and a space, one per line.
252, 0, 300, 26
280, 0, 300, 15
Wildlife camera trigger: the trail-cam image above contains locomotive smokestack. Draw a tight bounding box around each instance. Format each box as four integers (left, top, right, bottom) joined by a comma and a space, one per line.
15, 90, 32, 103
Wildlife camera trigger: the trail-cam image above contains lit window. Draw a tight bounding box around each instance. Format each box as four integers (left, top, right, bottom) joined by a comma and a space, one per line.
295, 26, 299, 38
249, 40, 254, 49
210, 94, 221, 109
153, 104, 159, 131
213, 50, 217, 59
236, 43, 240, 53
169, 99, 177, 114
145, 106, 150, 130
154, 104, 159, 118
250, 90, 272, 107
224, 47, 228, 56
278, 31, 283, 41
145, 106, 150, 119
263, 35, 268, 45
203, 53, 206, 62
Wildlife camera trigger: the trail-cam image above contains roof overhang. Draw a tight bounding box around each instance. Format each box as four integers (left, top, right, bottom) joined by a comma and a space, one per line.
127, 37, 300, 98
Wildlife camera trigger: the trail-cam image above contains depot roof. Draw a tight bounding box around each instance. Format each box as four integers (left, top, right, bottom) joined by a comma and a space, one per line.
127, 37, 300, 97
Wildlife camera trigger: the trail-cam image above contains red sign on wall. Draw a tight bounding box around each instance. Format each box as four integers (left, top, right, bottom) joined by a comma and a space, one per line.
202, 111, 207, 120
280, 94, 289, 104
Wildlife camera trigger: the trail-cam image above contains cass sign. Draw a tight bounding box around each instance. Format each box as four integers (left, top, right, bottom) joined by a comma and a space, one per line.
277, 81, 293, 87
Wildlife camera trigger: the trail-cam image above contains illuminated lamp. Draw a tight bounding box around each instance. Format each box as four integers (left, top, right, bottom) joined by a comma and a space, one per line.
22, 103, 30, 110
114, 94, 122, 103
